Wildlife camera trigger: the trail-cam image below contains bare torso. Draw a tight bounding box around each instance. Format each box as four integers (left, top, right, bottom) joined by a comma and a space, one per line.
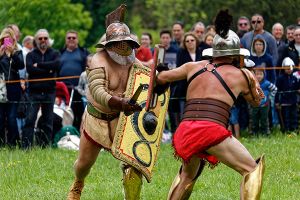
157, 58, 252, 107
185, 60, 248, 106
92, 50, 132, 97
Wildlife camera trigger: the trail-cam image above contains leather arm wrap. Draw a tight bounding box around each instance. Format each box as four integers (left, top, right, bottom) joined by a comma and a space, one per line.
241, 68, 265, 106
108, 96, 142, 114
87, 67, 112, 107
154, 63, 170, 95
154, 74, 170, 95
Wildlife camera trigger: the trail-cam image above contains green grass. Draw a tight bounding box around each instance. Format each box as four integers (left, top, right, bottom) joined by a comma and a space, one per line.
0, 133, 299, 200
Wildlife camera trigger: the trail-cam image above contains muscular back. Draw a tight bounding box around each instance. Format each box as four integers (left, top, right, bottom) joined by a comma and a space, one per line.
186, 61, 249, 106
157, 59, 256, 107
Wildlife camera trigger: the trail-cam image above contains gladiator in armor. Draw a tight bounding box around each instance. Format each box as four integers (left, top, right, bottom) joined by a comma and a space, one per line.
67, 5, 146, 200
155, 10, 266, 200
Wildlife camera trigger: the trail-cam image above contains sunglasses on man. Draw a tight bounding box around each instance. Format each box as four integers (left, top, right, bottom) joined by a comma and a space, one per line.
251, 20, 262, 24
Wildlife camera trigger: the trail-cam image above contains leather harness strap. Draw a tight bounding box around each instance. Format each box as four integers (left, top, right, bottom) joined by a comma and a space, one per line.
187, 62, 237, 102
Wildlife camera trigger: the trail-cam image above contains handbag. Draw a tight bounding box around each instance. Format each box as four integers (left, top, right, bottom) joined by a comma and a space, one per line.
0, 72, 7, 102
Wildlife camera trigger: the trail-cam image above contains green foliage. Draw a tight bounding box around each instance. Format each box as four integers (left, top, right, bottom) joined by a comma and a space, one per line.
0, 0, 92, 48
144, 0, 300, 33
0, 133, 299, 199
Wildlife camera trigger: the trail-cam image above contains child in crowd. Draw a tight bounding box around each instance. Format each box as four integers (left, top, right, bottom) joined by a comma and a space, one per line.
228, 105, 240, 139
275, 57, 300, 132
252, 68, 277, 136
76, 54, 93, 109
249, 35, 275, 83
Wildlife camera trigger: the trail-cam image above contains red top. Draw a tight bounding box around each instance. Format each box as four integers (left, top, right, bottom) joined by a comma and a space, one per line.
56, 81, 70, 105
135, 47, 152, 62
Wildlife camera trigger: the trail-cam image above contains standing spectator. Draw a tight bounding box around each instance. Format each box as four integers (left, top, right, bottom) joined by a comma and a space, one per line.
171, 21, 185, 49
285, 25, 296, 44
160, 29, 178, 134
7, 24, 22, 50
132, 34, 153, 67
249, 35, 277, 130
191, 21, 210, 54
76, 54, 93, 109
275, 57, 300, 133
252, 69, 277, 136
205, 25, 216, 35
249, 35, 276, 83
203, 32, 214, 47
272, 23, 286, 67
236, 16, 251, 38
236, 16, 251, 131
0, 27, 24, 147
21, 29, 60, 149
59, 30, 89, 131
191, 21, 205, 42
140, 32, 154, 55
241, 14, 278, 66
174, 32, 202, 123
278, 26, 300, 68
17, 35, 34, 136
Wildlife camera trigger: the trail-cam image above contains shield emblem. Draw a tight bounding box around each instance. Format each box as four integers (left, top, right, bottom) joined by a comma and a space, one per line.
111, 63, 169, 183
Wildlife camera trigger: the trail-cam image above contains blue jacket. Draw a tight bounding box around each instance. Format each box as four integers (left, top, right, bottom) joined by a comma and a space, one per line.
259, 79, 277, 107
249, 34, 276, 83
275, 73, 299, 105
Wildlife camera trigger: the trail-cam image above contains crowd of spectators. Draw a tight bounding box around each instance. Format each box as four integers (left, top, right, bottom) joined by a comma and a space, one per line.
0, 13, 300, 148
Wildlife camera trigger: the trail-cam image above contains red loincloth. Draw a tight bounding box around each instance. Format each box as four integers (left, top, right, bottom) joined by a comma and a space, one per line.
173, 120, 232, 166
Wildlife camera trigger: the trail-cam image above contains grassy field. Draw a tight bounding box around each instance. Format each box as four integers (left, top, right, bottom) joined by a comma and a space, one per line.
0, 133, 299, 200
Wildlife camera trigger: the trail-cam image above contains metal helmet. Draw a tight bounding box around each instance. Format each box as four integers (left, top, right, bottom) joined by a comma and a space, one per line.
95, 22, 140, 48
202, 30, 249, 57
212, 30, 249, 57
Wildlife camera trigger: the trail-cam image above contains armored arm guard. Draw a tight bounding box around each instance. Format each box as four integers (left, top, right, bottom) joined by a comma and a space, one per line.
241, 68, 265, 106
87, 67, 112, 108
87, 66, 142, 113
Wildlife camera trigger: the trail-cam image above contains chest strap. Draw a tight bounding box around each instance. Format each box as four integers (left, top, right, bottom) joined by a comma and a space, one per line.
187, 62, 236, 102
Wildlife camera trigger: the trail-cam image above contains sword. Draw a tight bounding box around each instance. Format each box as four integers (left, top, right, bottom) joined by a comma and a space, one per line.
125, 84, 146, 116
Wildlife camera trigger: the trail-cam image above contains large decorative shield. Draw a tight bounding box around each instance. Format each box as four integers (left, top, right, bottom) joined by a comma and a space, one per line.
111, 63, 169, 183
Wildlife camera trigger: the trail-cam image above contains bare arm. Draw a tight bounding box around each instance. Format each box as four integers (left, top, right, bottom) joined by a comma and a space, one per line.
156, 62, 189, 85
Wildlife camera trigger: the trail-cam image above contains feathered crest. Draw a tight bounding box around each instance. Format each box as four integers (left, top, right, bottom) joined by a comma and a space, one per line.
214, 9, 233, 38
105, 4, 127, 28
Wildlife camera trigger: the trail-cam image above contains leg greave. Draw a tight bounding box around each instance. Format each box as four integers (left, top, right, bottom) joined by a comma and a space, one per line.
122, 166, 143, 200
167, 159, 205, 200
241, 154, 265, 200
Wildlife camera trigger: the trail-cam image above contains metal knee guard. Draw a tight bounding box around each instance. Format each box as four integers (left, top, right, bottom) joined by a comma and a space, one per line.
122, 165, 143, 200
167, 159, 205, 200
241, 154, 265, 200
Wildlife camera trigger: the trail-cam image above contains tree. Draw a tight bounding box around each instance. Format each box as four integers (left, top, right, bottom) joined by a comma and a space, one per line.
144, 0, 300, 33
0, 0, 92, 48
